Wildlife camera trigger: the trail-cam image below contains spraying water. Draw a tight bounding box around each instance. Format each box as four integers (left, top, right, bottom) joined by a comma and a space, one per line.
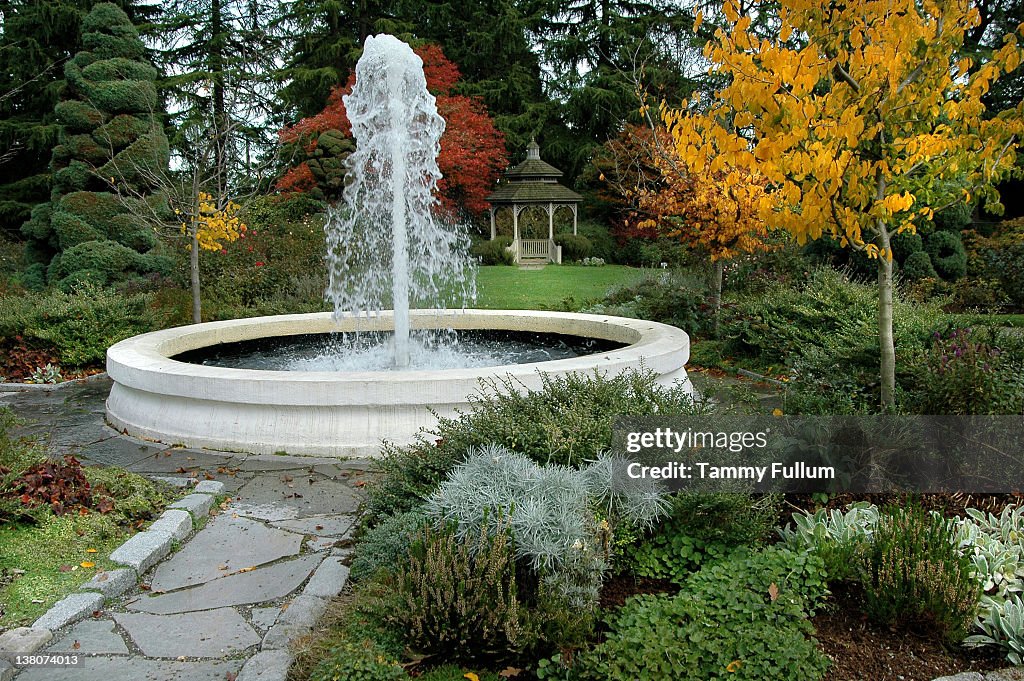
324, 34, 475, 368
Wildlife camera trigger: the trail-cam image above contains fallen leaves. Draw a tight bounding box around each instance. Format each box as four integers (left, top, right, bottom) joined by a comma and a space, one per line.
80, 561, 95, 569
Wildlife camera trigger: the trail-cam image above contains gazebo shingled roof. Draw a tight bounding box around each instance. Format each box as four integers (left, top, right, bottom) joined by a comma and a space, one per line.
486, 139, 583, 205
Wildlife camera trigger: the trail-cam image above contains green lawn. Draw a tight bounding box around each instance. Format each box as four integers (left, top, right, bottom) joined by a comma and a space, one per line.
474, 265, 646, 311
946, 313, 1024, 328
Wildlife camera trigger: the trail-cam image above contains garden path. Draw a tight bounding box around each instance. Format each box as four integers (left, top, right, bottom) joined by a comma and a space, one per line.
1, 377, 367, 681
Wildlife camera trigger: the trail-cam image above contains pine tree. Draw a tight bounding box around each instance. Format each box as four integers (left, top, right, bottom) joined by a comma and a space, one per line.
537, 0, 696, 178
279, 0, 412, 119
20, 2, 171, 290
155, 0, 287, 198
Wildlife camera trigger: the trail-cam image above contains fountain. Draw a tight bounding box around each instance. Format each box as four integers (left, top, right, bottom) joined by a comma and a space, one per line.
105, 35, 692, 457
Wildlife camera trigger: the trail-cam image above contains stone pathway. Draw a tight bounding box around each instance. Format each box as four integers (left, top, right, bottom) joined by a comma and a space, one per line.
0, 377, 369, 681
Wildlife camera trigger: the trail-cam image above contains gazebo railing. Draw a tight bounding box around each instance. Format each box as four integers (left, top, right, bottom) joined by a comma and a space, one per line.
520, 239, 550, 259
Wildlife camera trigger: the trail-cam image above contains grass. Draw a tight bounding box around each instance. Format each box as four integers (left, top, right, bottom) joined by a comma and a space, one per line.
945, 313, 1024, 328
1, 408, 179, 629
0, 513, 132, 628
474, 264, 646, 311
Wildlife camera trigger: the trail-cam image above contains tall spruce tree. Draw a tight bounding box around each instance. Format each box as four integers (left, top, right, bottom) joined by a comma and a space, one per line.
537, 0, 696, 178
280, 0, 412, 119
20, 2, 171, 290
155, 0, 287, 197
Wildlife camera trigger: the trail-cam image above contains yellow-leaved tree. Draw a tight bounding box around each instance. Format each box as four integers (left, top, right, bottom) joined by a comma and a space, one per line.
179, 192, 247, 322
600, 124, 775, 334
664, 0, 1024, 407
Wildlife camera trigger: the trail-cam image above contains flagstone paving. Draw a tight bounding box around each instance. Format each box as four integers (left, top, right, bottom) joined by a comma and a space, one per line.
1, 377, 367, 681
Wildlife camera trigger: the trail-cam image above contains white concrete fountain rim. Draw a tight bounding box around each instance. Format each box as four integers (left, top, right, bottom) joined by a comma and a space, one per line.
106, 309, 688, 403
105, 309, 690, 456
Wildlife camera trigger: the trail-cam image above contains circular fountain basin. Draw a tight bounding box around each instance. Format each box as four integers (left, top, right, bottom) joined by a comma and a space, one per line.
106, 310, 691, 457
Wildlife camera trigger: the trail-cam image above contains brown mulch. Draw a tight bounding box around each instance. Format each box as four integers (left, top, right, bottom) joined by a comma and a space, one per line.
814, 584, 1006, 681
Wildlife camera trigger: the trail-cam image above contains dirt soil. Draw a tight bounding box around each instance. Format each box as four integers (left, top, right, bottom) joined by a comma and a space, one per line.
814, 585, 1005, 681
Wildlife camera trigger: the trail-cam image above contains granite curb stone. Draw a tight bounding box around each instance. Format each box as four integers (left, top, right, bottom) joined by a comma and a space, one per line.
302, 557, 349, 599
0, 659, 13, 681
79, 568, 135, 597
261, 594, 327, 649
169, 493, 214, 518
193, 480, 225, 495
0, 628, 52, 656
146, 509, 193, 542
236, 649, 292, 681
33, 592, 104, 631
109, 531, 173, 576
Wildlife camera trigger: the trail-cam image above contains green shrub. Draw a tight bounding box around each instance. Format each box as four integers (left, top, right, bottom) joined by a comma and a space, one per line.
349, 508, 431, 582
724, 268, 944, 413
859, 505, 981, 643
471, 236, 514, 265
380, 520, 535, 663
925, 230, 967, 280
912, 327, 1024, 415
627, 492, 780, 583
577, 221, 616, 262
0, 284, 158, 367
901, 251, 937, 280
592, 271, 711, 335
569, 558, 829, 681
309, 639, 406, 681
891, 231, 924, 264
363, 368, 703, 522
554, 234, 593, 261
427, 445, 667, 609
962, 219, 1024, 311
933, 201, 973, 232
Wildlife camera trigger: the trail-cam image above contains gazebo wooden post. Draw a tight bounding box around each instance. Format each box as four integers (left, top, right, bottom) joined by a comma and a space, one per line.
548, 202, 554, 240
573, 205, 578, 236
489, 208, 496, 240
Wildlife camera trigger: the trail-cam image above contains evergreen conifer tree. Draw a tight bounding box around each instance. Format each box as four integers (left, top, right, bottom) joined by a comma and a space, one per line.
20, 2, 171, 290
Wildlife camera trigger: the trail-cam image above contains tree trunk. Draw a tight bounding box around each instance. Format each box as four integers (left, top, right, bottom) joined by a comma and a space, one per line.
710, 259, 724, 338
875, 166, 896, 409
191, 224, 201, 323
877, 226, 895, 409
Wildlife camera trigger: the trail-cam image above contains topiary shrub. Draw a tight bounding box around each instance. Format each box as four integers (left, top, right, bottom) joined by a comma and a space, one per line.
46, 240, 169, 291
925, 230, 967, 280
901, 250, 938, 280
21, 2, 169, 290
554, 234, 593, 261
891, 231, 924, 264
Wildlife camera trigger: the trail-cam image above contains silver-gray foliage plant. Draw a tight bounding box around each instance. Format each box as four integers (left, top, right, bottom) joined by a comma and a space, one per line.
425, 443, 669, 609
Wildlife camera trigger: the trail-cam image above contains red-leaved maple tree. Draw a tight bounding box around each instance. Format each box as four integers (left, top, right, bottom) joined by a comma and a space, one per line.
277, 44, 508, 216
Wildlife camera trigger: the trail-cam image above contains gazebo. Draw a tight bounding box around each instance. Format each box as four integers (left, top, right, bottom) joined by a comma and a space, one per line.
486, 139, 582, 264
